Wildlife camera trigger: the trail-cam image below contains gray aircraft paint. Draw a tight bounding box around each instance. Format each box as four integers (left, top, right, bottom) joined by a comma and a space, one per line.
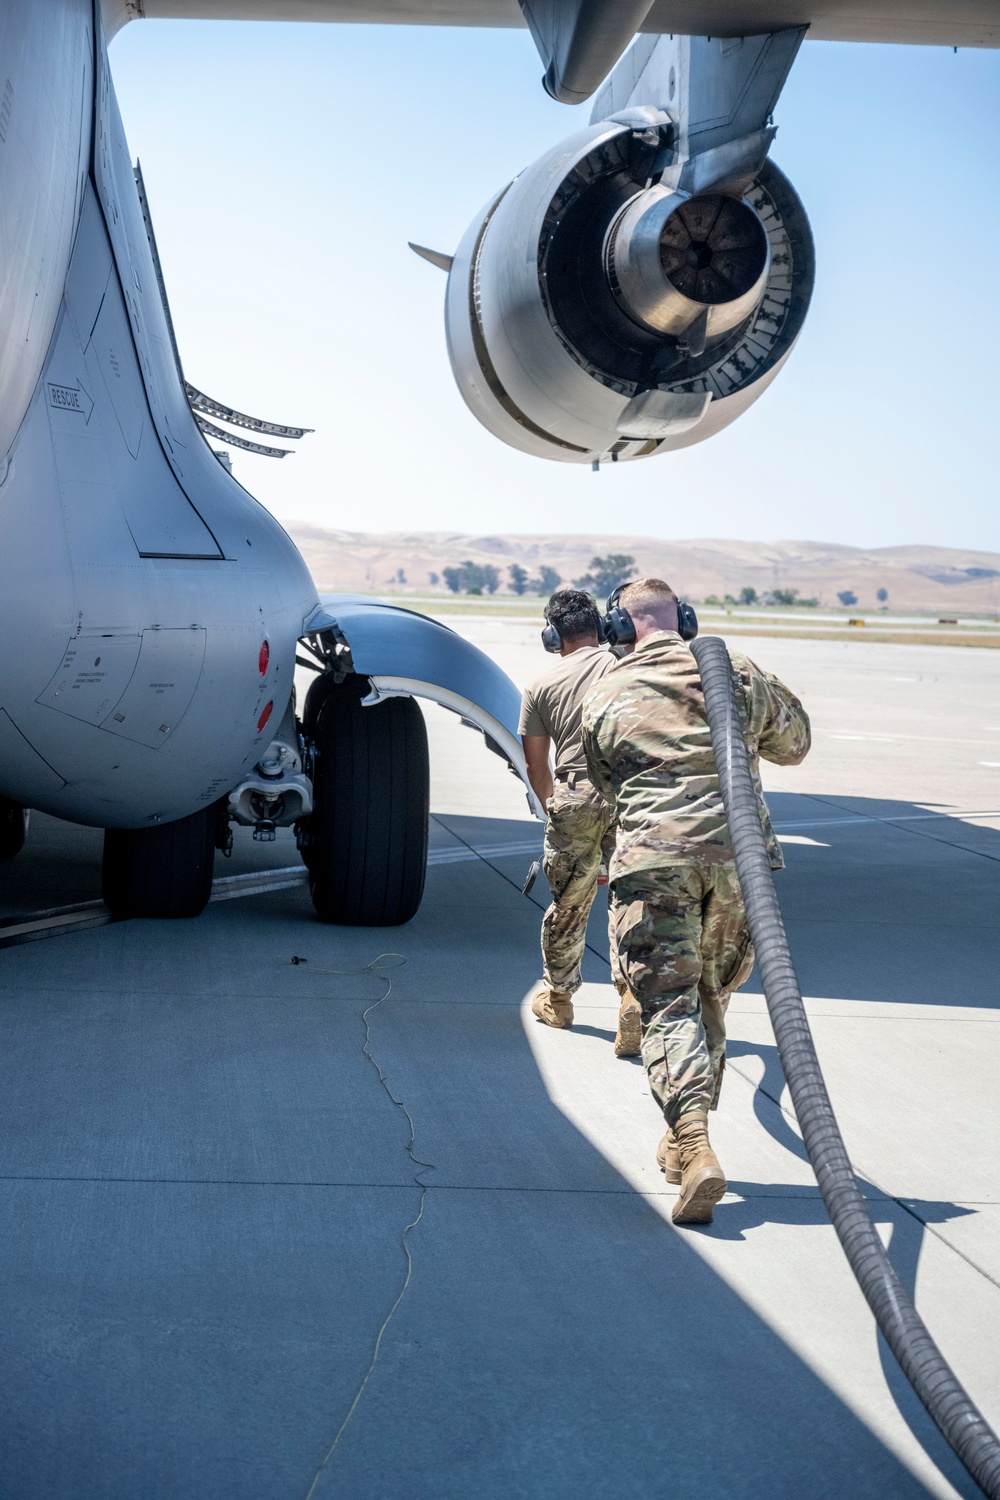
442, 28, 813, 463
0, 0, 536, 833
1, 0, 987, 835
100, 0, 1000, 50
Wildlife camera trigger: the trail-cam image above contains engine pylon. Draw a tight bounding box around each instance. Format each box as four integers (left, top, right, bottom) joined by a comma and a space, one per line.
440, 119, 813, 466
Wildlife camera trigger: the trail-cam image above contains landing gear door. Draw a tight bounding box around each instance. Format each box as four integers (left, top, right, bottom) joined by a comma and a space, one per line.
303, 597, 543, 819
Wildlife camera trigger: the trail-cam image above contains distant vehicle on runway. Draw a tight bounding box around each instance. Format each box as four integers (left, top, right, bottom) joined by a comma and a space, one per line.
0, 1, 993, 923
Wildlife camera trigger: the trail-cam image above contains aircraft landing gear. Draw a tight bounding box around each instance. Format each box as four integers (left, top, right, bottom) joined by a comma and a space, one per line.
102, 805, 216, 919
300, 673, 429, 926
0, 797, 28, 861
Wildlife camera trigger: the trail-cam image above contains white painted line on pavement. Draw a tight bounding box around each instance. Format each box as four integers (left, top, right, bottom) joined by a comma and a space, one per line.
4, 809, 996, 950
829, 731, 1000, 747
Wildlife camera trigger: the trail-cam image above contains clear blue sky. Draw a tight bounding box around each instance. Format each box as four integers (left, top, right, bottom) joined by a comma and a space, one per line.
109, 20, 1000, 551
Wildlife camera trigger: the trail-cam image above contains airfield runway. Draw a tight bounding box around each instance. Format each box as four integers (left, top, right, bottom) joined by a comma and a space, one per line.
1, 623, 998, 1499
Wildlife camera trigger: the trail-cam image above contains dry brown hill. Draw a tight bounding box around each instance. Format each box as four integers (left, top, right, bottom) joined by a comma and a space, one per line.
285, 525, 1000, 614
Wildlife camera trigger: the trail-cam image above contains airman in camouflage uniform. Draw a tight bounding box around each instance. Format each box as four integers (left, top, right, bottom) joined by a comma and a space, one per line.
540, 778, 615, 998
519, 589, 618, 1034
582, 577, 810, 1223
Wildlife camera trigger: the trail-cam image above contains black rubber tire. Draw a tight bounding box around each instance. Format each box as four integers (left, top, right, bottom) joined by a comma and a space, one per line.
0, 797, 28, 861
102, 805, 216, 919
304, 673, 429, 926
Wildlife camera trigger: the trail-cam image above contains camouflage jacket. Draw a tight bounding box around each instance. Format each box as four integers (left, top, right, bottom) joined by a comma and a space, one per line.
581, 631, 811, 882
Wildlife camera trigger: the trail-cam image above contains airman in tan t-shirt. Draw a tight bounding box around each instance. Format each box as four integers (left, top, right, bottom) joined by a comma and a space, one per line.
518, 589, 632, 1052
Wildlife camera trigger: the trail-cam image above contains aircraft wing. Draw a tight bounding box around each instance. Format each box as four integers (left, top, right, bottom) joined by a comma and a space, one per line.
641, 0, 998, 47
103, 1, 1000, 104
105, 0, 1000, 41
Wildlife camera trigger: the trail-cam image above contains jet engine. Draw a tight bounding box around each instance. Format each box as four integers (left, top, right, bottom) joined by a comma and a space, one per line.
444, 118, 814, 465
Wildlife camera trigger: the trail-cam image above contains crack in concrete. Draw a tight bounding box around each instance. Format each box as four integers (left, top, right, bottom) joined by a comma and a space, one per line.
299, 954, 434, 1500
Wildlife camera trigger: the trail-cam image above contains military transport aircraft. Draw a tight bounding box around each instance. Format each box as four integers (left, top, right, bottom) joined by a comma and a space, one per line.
0, 1, 995, 927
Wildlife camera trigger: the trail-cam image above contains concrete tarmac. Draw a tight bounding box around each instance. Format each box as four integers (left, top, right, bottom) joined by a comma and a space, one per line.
0, 625, 998, 1498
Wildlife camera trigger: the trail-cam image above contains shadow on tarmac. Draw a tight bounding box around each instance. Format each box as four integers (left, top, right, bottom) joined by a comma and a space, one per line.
440, 795, 997, 1498
723, 1026, 978, 1496
0, 795, 993, 1495
456, 792, 1000, 1012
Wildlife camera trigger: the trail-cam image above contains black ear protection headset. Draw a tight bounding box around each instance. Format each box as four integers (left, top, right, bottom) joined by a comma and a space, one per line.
541, 616, 564, 653
602, 586, 699, 648
541, 600, 607, 654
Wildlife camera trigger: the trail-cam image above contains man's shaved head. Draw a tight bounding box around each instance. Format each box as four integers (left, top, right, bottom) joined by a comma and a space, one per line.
620, 578, 678, 630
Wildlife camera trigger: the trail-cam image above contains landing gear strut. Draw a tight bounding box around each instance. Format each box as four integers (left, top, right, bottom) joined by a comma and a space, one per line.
102, 805, 216, 919
300, 673, 429, 926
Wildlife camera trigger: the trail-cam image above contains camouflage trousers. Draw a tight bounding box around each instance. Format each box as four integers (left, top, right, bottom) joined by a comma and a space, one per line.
610, 864, 754, 1126
541, 778, 614, 996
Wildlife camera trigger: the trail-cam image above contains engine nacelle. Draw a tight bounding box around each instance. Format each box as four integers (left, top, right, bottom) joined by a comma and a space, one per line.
445, 121, 814, 465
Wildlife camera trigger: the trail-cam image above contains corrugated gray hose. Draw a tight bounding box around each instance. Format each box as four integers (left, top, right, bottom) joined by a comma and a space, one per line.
691, 633, 1000, 1500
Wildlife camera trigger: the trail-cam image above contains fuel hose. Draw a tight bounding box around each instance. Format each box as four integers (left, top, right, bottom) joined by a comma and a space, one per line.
690, 633, 1000, 1500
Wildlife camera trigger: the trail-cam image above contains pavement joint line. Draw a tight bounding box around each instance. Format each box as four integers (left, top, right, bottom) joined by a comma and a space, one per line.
724, 1058, 1000, 1294
209, 873, 306, 900
432, 814, 614, 970
6, 992, 992, 1018
823, 732, 1000, 748
0, 896, 107, 927
769, 810, 1000, 829
732, 1011, 1000, 1022
0, 1174, 420, 1187
420, 848, 1000, 1291
0, 839, 548, 945
6, 827, 995, 1267
4, 811, 993, 942
0, 1172, 964, 1201
0, 908, 115, 946
800, 792, 1000, 865
745, 916, 998, 929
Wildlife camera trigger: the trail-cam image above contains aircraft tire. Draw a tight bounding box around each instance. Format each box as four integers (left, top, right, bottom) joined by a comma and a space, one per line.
101, 806, 216, 919
0, 798, 28, 861
304, 672, 429, 926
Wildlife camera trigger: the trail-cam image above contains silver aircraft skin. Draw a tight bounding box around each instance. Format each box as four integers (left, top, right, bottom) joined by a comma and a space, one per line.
0, 0, 994, 880
0, 1, 315, 831
101, 1, 1000, 53
440, 29, 813, 463
0, 0, 536, 852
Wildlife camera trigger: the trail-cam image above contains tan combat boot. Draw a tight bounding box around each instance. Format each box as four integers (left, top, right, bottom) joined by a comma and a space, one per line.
656, 1127, 681, 1184
671, 1112, 727, 1225
614, 993, 642, 1057
530, 987, 574, 1028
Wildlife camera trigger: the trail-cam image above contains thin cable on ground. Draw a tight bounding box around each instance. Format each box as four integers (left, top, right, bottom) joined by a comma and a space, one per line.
293, 953, 433, 1500
436, 817, 611, 969
692, 633, 1000, 1500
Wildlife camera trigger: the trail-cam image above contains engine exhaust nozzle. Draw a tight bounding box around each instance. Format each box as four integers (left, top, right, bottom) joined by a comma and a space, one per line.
607, 187, 770, 343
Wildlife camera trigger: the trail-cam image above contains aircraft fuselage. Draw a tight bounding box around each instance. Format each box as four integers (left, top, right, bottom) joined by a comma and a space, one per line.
0, 0, 318, 829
